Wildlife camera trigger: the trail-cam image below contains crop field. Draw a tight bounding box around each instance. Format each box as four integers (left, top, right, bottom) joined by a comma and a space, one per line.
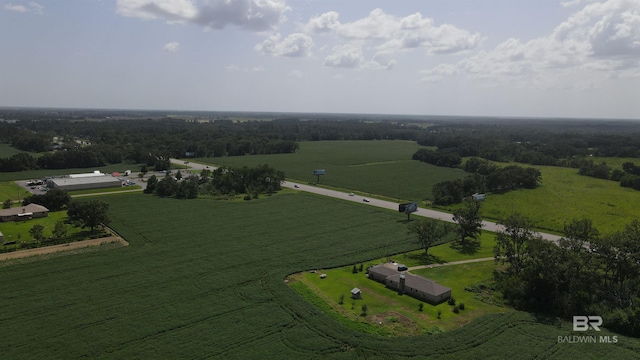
195, 140, 466, 201
1, 193, 639, 359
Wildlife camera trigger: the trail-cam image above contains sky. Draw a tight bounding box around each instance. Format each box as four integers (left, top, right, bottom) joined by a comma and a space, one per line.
0, 0, 639, 119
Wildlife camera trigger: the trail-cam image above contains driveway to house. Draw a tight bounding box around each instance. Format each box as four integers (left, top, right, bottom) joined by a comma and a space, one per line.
407, 257, 496, 272
170, 159, 563, 244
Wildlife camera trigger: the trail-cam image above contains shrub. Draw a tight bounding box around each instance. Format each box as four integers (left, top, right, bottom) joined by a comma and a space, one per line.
448, 296, 456, 306
338, 294, 344, 305
453, 306, 460, 314
437, 309, 442, 319
418, 303, 424, 312
352, 265, 358, 274
459, 303, 465, 310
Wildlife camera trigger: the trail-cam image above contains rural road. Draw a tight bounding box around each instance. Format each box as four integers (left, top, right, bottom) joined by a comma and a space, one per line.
170, 159, 563, 244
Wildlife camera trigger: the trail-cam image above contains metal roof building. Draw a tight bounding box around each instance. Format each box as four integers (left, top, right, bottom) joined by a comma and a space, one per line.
47, 174, 122, 191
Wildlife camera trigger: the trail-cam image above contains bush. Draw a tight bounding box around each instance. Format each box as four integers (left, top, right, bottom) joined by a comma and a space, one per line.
447, 296, 456, 306
418, 303, 424, 312
459, 303, 465, 310
437, 309, 442, 319
453, 306, 460, 314
352, 265, 358, 274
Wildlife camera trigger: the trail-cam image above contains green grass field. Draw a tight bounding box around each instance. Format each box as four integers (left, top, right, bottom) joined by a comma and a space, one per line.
0, 143, 41, 158
195, 140, 466, 201
469, 165, 640, 234
0, 181, 22, 201
291, 256, 506, 335
0, 210, 84, 249
1, 193, 639, 359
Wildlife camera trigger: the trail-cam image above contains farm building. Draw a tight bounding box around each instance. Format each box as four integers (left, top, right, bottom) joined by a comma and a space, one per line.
0, 204, 50, 222
367, 264, 451, 305
47, 172, 122, 191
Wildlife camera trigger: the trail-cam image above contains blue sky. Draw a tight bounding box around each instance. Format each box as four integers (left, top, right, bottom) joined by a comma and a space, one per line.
1, 0, 639, 119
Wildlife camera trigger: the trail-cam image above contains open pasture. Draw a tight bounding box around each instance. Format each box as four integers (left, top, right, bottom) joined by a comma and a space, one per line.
196, 140, 466, 201
1, 193, 639, 358
475, 165, 640, 234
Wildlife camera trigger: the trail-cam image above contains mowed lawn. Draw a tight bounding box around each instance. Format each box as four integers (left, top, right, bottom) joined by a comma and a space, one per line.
1, 193, 639, 358
195, 140, 467, 201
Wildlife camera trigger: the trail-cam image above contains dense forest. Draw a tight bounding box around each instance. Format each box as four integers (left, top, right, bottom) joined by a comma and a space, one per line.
494, 215, 640, 337
1, 109, 639, 192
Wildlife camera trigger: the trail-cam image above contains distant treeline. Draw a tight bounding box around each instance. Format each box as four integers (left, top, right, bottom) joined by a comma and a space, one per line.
417, 123, 640, 164
0, 118, 424, 171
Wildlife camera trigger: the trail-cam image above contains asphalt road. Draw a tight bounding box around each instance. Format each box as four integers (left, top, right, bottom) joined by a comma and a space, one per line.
170, 158, 562, 244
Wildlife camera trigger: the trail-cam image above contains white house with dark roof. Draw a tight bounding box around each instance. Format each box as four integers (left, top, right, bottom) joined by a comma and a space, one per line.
0, 204, 49, 222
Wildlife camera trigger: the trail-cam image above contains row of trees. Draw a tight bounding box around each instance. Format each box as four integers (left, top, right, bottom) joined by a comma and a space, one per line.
412, 148, 461, 168
144, 165, 285, 199
494, 215, 640, 337
578, 160, 640, 192
432, 160, 541, 205
408, 199, 483, 255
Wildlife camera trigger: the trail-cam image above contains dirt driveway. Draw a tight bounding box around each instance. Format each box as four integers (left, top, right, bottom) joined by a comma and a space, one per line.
0, 236, 128, 261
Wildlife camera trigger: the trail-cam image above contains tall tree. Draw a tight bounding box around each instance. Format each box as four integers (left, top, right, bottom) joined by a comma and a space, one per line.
67, 200, 110, 232
494, 213, 539, 274
452, 199, 483, 245
408, 218, 450, 255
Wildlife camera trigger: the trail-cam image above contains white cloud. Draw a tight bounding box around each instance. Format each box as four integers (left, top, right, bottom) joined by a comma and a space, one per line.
116, 0, 289, 31
4, 4, 28, 12
301, 8, 482, 70
303, 11, 340, 33
4, 2, 44, 14
421, 0, 640, 84
163, 41, 180, 52
255, 33, 313, 57
226, 64, 240, 72
324, 44, 363, 68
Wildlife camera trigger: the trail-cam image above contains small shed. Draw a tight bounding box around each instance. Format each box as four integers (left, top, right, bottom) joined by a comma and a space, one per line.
350, 287, 362, 299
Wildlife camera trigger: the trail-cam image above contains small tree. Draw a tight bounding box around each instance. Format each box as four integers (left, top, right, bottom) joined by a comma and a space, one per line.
408, 218, 450, 255
358, 263, 364, 272
352, 265, 358, 274
29, 224, 45, 243
3, 199, 12, 209
418, 303, 424, 312
437, 309, 442, 319
339, 294, 344, 305
361, 304, 368, 317
52, 220, 67, 240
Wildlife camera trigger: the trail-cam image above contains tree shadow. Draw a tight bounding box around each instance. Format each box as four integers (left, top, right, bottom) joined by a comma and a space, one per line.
404, 252, 446, 265
449, 239, 481, 255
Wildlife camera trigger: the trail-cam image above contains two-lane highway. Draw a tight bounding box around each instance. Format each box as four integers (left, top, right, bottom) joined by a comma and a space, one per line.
170, 158, 562, 243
